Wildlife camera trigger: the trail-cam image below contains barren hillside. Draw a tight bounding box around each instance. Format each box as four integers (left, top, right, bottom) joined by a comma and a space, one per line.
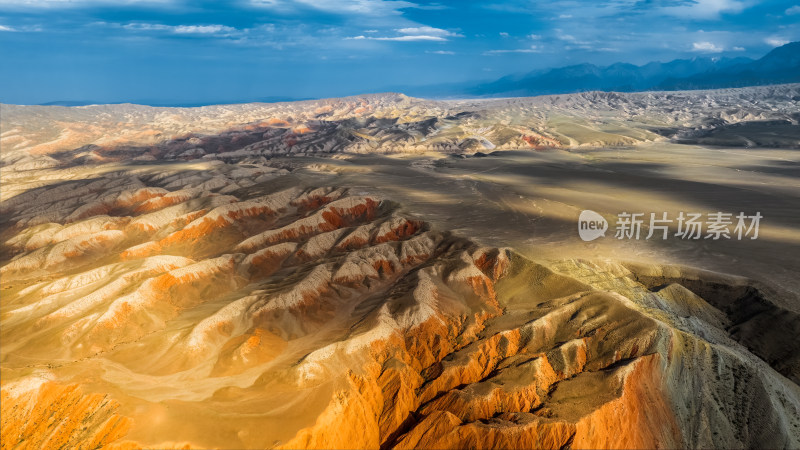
1, 86, 799, 449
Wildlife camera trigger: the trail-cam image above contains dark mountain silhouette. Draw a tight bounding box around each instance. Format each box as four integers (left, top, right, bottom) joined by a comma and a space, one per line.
658, 42, 800, 90
463, 42, 799, 97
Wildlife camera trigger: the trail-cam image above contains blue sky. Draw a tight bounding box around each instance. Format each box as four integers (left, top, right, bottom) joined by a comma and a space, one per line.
1, 0, 798, 104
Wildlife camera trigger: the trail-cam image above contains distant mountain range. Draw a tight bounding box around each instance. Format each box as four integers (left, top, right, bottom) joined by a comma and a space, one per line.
657, 42, 800, 91
409, 41, 800, 98
37, 42, 800, 106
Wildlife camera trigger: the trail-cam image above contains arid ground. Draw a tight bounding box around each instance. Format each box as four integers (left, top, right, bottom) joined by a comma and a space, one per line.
1, 86, 799, 449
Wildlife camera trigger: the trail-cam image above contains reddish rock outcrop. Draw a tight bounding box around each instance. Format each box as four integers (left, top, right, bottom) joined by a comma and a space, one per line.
0, 380, 131, 450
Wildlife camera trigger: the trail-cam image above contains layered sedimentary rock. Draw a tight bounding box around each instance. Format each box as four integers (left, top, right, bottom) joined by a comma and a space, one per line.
1, 156, 799, 449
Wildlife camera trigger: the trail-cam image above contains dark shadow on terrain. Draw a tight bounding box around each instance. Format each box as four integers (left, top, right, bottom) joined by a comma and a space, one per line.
0, 167, 213, 263
673, 118, 800, 148
738, 159, 800, 177
42, 115, 459, 167
4, 132, 800, 390
630, 267, 800, 385
445, 153, 800, 230
648, 114, 800, 148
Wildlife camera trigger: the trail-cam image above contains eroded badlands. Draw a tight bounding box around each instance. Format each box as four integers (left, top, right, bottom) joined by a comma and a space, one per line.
2, 87, 799, 449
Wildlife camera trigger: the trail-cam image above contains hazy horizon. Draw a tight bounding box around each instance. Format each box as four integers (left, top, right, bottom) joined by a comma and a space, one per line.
2, 0, 800, 105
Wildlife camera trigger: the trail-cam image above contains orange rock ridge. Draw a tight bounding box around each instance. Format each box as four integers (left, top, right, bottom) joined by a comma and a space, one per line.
3, 181, 799, 450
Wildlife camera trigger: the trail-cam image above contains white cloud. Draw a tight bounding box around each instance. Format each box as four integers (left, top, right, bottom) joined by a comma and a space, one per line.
0, 24, 16, 31
173, 25, 235, 34
558, 14, 572, 18
119, 22, 237, 35
692, 41, 723, 52
765, 37, 789, 47
663, 0, 748, 19
250, 0, 418, 16
346, 34, 446, 41
484, 45, 540, 55
527, 34, 542, 40
732, 46, 745, 51
376, 35, 445, 41
345, 25, 461, 42
427, 50, 454, 54
0, 0, 174, 7
786, 5, 800, 15
122, 23, 169, 31
396, 26, 461, 37
559, 33, 577, 42
555, 31, 591, 46
499, 32, 509, 37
